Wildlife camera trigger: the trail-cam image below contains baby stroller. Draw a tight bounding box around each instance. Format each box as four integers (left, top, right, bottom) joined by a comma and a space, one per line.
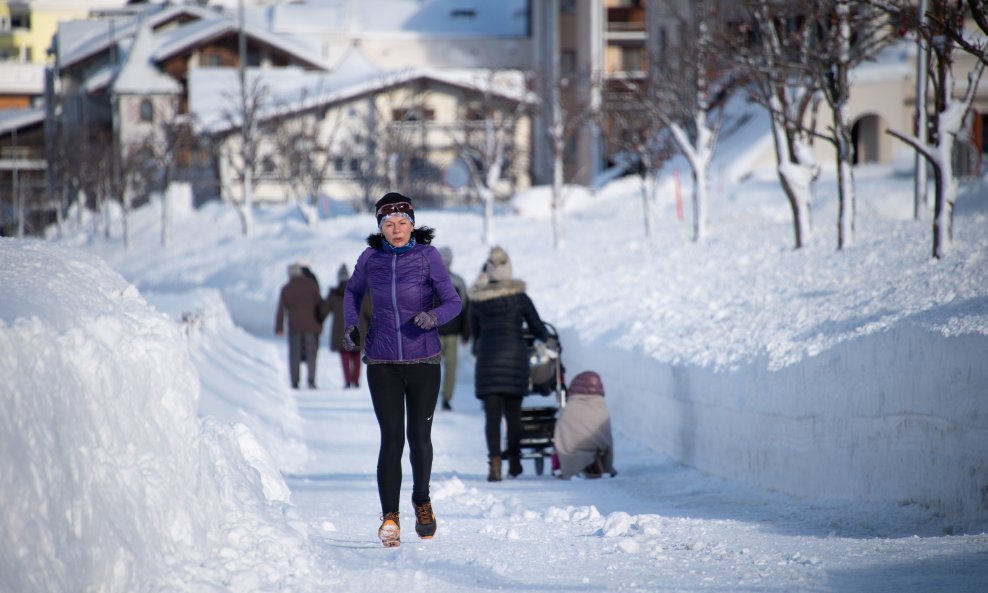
518, 322, 565, 475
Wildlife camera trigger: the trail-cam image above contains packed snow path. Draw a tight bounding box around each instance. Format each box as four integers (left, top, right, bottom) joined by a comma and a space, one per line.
281, 343, 988, 593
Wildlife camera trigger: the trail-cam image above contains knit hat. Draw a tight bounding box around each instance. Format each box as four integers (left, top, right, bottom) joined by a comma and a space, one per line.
375, 192, 415, 227
567, 371, 605, 397
485, 245, 512, 282
337, 263, 349, 282
287, 263, 302, 278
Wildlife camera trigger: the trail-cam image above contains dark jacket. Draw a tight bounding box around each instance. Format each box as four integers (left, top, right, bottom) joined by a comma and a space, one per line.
344, 228, 462, 363
275, 274, 323, 334
437, 270, 469, 340
469, 278, 549, 398
324, 281, 372, 352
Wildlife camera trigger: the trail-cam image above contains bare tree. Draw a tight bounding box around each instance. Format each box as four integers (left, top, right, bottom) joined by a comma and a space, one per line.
218, 75, 270, 236
535, 64, 598, 250
445, 73, 530, 246
805, 0, 894, 249
644, 0, 734, 243
48, 123, 107, 238
147, 112, 197, 247
381, 85, 441, 205
345, 110, 388, 213
934, 0, 988, 64
46, 121, 88, 239
270, 90, 344, 225
117, 142, 157, 248
880, 0, 985, 258
604, 81, 676, 238
73, 126, 119, 241
731, 0, 824, 249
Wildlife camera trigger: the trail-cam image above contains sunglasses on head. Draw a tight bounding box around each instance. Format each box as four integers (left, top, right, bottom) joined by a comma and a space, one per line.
377, 202, 413, 216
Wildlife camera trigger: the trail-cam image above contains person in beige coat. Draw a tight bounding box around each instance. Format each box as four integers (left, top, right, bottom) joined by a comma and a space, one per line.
552, 371, 618, 479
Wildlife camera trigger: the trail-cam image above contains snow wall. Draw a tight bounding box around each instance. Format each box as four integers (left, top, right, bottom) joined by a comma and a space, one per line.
560, 323, 988, 529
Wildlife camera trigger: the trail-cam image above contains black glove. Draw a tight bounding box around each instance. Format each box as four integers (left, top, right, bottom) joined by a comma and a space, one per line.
343, 325, 359, 351
413, 311, 438, 330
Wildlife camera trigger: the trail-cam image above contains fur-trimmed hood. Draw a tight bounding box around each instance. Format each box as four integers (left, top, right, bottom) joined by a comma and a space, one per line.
366, 226, 435, 249
469, 278, 527, 302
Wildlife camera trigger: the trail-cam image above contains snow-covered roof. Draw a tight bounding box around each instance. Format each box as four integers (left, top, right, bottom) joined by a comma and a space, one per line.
56, 4, 219, 70
57, 2, 326, 73
151, 15, 327, 70
327, 44, 381, 79
0, 108, 46, 136
232, 0, 530, 37
113, 22, 182, 95
189, 62, 533, 135
383, 0, 529, 37
266, 3, 348, 35
0, 63, 45, 95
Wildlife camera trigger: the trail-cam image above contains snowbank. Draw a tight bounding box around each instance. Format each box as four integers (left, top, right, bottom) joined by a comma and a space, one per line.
0, 240, 323, 593
561, 322, 988, 525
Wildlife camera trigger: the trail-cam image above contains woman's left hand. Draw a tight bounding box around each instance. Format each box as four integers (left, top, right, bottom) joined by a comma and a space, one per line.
413, 311, 438, 330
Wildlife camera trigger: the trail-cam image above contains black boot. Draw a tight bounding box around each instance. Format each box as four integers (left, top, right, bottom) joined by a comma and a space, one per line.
507, 454, 523, 478
487, 455, 502, 482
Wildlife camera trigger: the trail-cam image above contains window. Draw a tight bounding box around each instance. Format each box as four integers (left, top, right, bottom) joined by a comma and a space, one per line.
392, 107, 435, 122
10, 12, 29, 29
465, 102, 485, 121
621, 46, 643, 73
139, 99, 154, 123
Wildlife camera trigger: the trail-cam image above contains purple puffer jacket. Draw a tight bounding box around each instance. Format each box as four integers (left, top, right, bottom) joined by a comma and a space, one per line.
344, 230, 461, 362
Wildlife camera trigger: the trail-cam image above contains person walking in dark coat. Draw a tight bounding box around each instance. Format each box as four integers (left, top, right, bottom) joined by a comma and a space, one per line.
469, 245, 550, 482
275, 262, 323, 389
436, 246, 469, 411
321, 264, 372, 388
342, 192, 461, 547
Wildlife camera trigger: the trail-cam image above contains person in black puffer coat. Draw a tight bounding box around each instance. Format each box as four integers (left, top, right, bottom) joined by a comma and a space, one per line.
469, 245, 550, 482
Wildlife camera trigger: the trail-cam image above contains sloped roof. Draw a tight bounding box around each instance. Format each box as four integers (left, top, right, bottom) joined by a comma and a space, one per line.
190, 63, 533, 136
57, 4, 219, 71
113, 21, 182, 95
234, 0, 530, 37
151, 16, 327, 70
57, 3, 327, 75
0, 108, 46, 136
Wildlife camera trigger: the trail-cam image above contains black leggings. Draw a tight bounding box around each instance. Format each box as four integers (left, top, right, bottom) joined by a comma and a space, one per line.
483, 395, 523, 459
367, 363, 440, 515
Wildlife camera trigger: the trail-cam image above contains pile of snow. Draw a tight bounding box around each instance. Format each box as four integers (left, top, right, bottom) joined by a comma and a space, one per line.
0, 241, 323, 593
